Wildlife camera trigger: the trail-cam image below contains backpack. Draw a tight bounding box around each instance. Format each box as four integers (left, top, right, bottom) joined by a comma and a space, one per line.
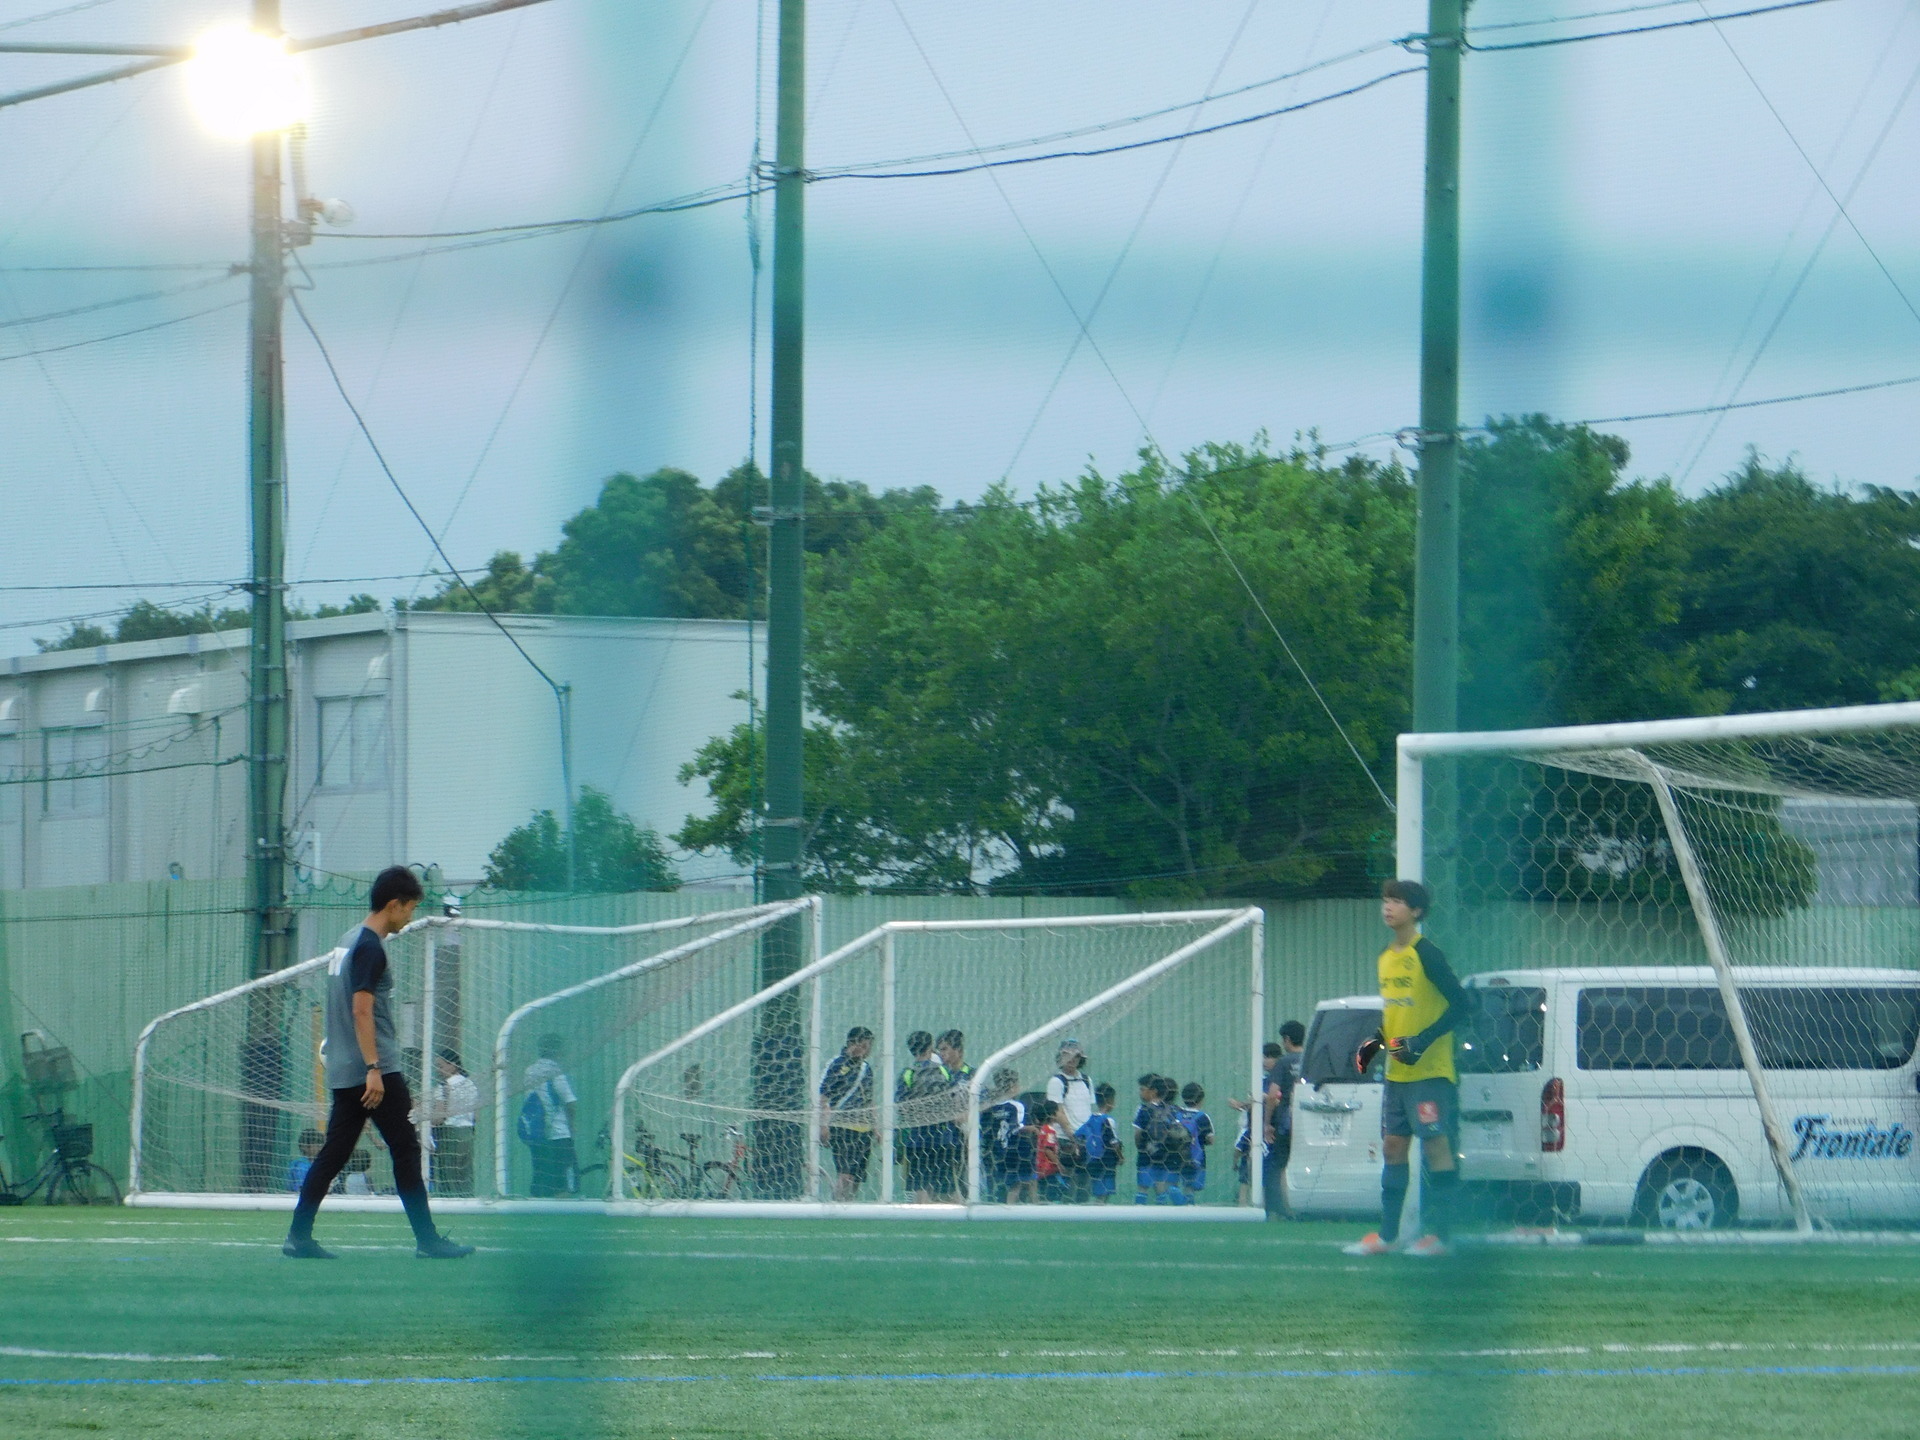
1145, 1101, 1189, 1168
516, 1083, 551, 1146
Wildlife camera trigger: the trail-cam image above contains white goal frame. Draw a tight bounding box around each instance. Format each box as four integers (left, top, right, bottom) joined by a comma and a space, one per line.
489, 897, 820, 1196
127, 901, 801, 1205
609, 909, 1267, 1220
1396, 699, 1920, 1236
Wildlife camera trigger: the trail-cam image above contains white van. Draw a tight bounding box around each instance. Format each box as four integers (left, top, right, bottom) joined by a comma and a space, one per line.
1289, 968, 1920, 1228
1285, 995, 1387, 1217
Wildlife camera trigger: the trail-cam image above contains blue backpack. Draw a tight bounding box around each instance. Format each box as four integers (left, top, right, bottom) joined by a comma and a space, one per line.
516, 1085, 550, 1145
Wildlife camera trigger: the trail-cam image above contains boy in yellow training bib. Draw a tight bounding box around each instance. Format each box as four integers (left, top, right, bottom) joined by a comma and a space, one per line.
1344, 879, 1467, 1258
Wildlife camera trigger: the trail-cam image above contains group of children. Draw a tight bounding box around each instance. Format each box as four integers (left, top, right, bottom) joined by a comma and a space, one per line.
980, 1063, 1215, 1205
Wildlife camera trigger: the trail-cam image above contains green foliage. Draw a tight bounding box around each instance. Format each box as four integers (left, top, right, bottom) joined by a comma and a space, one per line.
412, 465, 940, 620
482, 784, 679, 893
1460, 416, 1718, 730
679, 443, 1413, 899
1682, 454, 1920, 713
36, 599, 251, 653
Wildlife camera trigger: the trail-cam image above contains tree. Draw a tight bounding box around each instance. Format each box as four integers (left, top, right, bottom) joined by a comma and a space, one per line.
482, 785, 679, 893
677, 442, 1415, 899
412, 464, 941, 620
1681, 454, 1920, 713
1459, 416, 1719, 731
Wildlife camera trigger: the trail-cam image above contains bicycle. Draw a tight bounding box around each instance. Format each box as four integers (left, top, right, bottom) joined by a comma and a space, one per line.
621, 1121, 746, 1200
0, 1109, 122, 1206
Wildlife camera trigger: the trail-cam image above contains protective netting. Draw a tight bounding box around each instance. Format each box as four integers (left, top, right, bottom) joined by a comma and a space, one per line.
129, 903, 799, 1200
610, 910, 1263, 1207
1423, 714, 1920, 1231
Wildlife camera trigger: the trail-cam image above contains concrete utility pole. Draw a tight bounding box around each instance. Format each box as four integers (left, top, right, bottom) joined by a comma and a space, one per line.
1411, 0, 1463, 739
247, 0, 292, 981
762, 0, 806, 950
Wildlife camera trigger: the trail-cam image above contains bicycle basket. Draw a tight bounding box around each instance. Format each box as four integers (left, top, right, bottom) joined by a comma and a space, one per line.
51, 1123, 93, 1163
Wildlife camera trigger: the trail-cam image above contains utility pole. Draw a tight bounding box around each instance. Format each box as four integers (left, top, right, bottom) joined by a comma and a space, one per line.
762, 0, 806, 937
751, 0, 806, 1197
1411, 0, 1463, 739
247, 0, 291, 983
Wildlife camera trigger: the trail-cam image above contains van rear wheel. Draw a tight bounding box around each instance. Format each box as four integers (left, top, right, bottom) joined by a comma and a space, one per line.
1634, 1152, 1737, 1231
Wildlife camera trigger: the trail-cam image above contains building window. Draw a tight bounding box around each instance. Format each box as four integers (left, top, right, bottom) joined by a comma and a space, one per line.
317, 695, 389, 791
43, 727, 107, 818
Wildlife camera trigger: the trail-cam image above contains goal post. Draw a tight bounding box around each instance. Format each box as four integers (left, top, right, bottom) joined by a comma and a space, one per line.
610, 910, 1266, 1215
128, 901, 802, 1205
1399, 700, 1920, 1233
489, 898, 820, 1197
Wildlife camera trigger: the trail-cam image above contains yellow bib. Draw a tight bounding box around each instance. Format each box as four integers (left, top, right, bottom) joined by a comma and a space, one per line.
1378, 936, 1456, 1083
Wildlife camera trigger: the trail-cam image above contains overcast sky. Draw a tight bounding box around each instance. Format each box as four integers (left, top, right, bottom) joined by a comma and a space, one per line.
0, 0, 1916, 654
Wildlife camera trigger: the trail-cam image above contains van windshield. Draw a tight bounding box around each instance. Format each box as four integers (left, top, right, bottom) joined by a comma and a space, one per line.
1303, 1008, 1383, 1086
1457, 987, 1546, 1073
1577, 986, 1920, 1071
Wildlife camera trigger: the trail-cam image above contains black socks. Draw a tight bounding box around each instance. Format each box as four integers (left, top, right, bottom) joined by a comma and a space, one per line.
1380, 1162, 1411, 1243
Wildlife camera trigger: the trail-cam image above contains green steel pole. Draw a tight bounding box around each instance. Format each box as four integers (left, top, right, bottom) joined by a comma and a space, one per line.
763, 0, 805, 925
751, 0, 807, 1197
247, 0, 291, 981
1411, 0, 1462, 738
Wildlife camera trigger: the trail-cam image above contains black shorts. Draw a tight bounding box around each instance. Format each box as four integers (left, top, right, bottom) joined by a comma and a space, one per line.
828, 1127, 872, 1182
1270, 1131, 1292, 1170
1381, 1077, 1457, 1141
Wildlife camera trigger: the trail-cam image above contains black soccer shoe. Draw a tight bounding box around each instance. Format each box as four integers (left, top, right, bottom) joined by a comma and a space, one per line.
415, 1235, 475, 1260
282, 1236, 337, 1260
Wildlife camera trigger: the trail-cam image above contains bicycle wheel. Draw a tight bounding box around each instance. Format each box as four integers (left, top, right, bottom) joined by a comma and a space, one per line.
575, 1162, 608, 1198
53, 1163, 121, 1206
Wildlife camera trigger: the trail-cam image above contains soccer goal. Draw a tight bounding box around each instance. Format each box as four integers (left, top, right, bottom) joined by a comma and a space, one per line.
608, 909, 1266, 1217
1400, 701, 1920, 1235
127, 901, 812, 1207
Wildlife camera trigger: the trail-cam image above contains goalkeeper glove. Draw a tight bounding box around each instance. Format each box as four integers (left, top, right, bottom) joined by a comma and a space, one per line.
1388, 1035, 1427, 1067
1355, 1034, 1385, 1076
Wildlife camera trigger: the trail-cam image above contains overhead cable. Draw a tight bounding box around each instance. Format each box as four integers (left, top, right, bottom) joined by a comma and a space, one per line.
1467, 0, 1844, 50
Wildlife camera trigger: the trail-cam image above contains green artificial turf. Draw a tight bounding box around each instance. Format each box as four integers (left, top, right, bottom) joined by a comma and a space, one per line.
2, 1208, 1916, 1438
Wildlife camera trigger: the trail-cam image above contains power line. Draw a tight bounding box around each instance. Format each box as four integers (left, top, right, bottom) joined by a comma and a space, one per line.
286, 288, 567, 698
0, 297, 245, 363
881, 0, 1397, 818
1579, 371, 1920, 427
0, 271, 237, 331
304, 63, 1422, 254
0, 0, 125, 33
1467, 0, 1846, 50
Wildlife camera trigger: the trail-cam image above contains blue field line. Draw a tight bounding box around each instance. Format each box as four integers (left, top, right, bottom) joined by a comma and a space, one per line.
3, 1362, 1920, 1389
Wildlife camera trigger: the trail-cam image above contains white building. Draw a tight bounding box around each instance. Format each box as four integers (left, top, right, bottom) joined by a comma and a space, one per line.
0, 611, 759, 891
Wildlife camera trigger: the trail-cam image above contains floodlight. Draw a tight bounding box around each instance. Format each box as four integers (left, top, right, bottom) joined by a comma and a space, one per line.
186, 26, 310, 138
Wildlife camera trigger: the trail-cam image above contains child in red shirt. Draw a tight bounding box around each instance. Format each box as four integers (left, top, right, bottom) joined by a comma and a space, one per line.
1034, 1100, 1066, 1202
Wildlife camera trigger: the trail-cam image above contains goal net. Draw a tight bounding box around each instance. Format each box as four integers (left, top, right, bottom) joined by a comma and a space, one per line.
128, 902, 808, 1204
1403, 701, 1920, 1233
609, 910, 1265, 1212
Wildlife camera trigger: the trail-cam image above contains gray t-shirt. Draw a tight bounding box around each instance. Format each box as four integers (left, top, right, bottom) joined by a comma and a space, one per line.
324, 924, 399, 1090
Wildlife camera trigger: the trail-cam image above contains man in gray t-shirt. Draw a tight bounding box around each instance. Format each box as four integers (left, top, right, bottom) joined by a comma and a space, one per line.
284, 867, 472, 1261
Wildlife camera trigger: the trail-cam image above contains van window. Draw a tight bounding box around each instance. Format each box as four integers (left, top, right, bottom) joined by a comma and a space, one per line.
1578, 986, 1920, 1071
1744, 988, 1920, 1071
1458, 987, 1546, 1073
1303, 1008, 1383, 1086
1579, 988, 1738, 1070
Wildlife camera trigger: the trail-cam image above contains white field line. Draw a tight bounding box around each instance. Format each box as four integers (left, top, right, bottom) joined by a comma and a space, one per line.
0, 1347, 224, 1362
